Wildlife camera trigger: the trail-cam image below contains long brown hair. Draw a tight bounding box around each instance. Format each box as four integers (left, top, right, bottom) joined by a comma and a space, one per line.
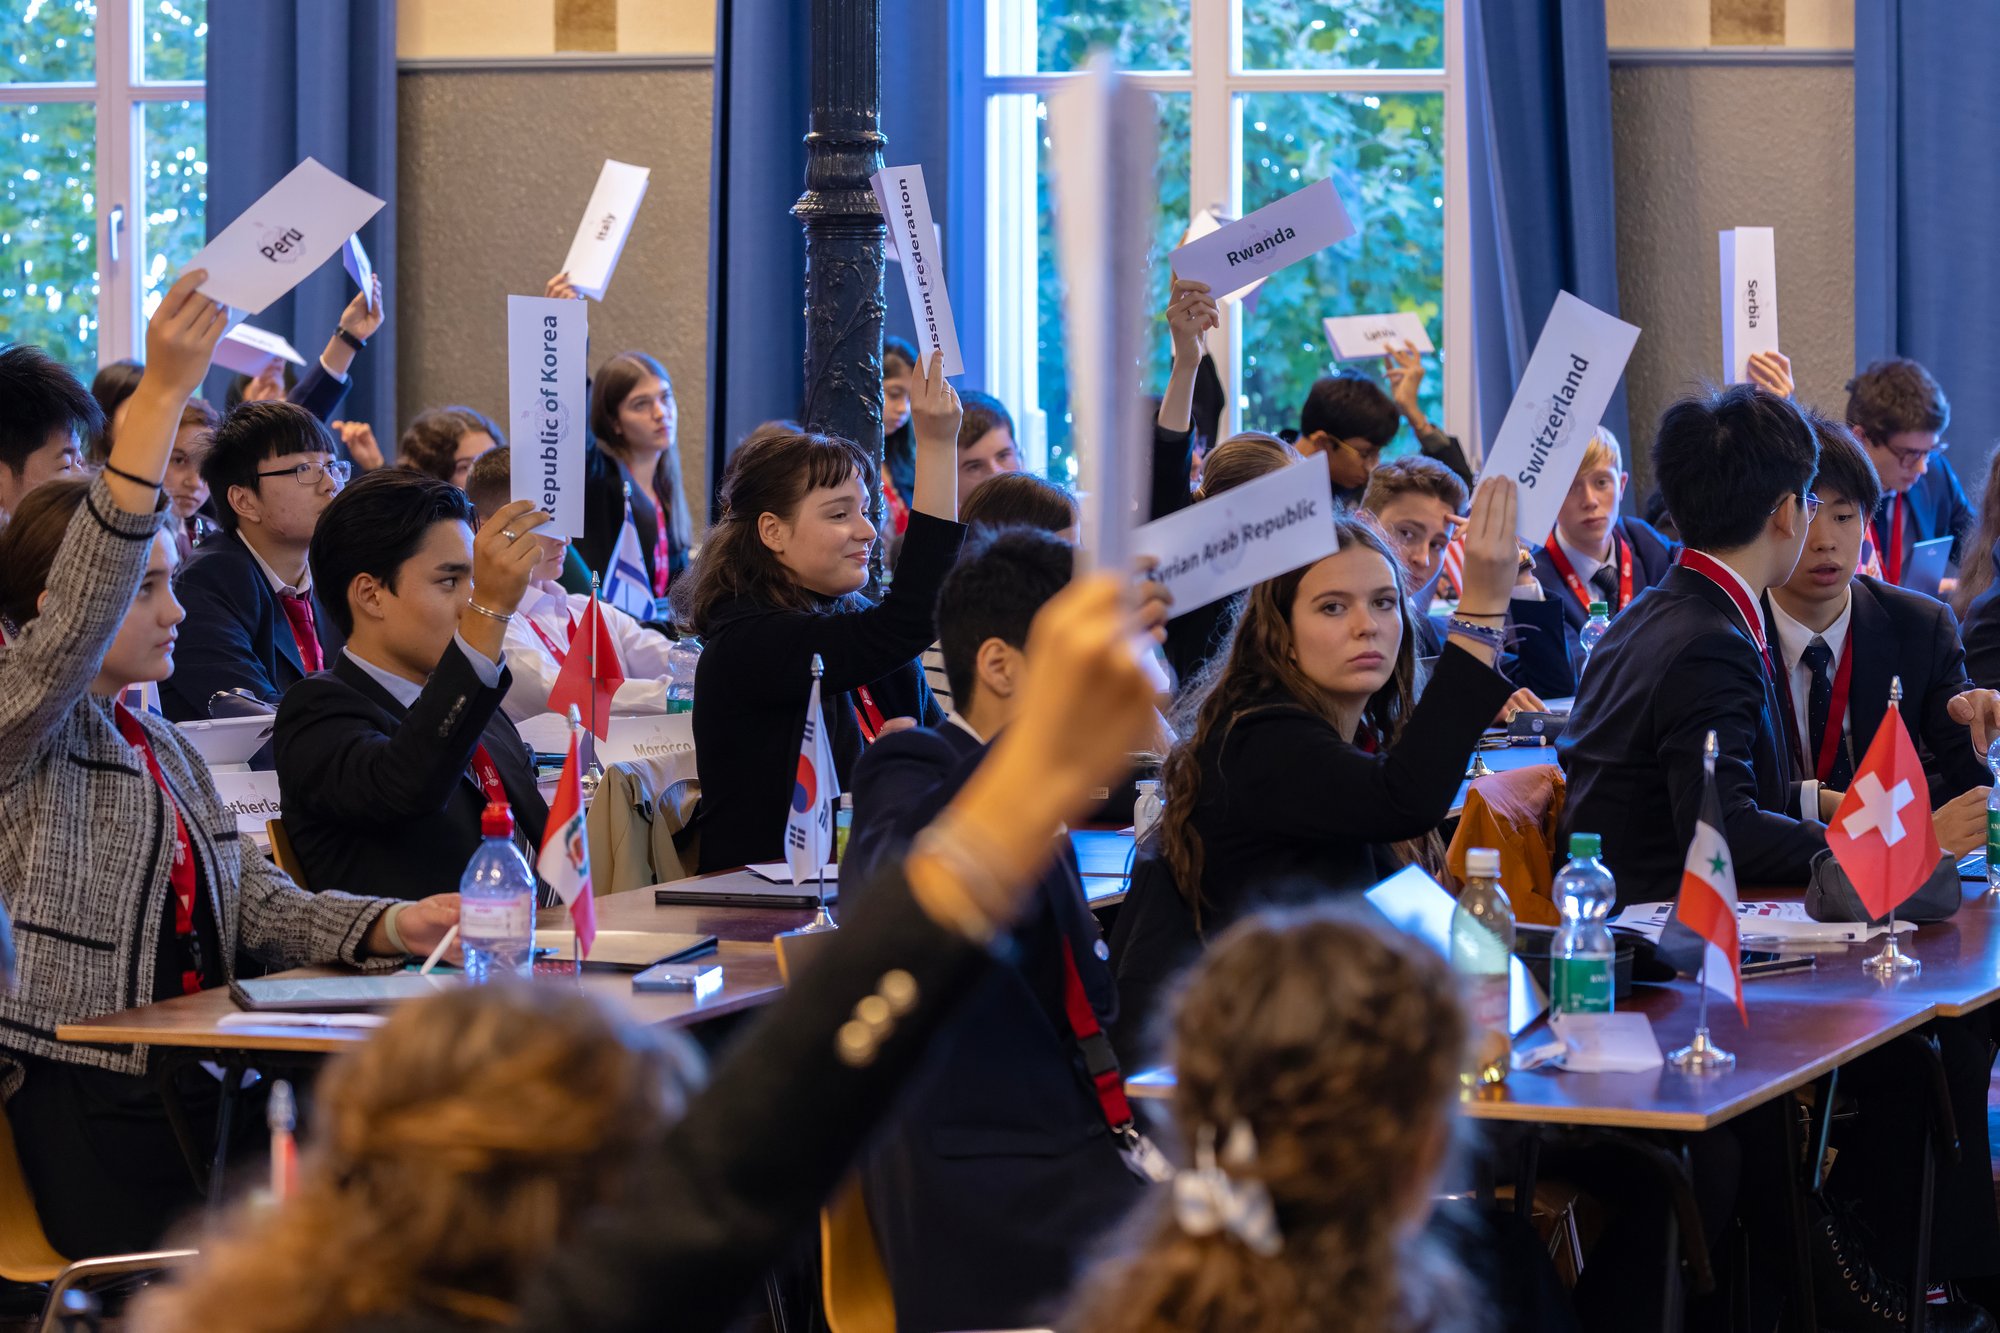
134, 986, 700, 1333
0, 476, 96, 629
1155, 513, 1426, 930
679, 428, 874, 635
1954, 445, 2000, 618
1195, 432, 1298, 501
1067, 904, 1472, 1333
591, 350, 694, 553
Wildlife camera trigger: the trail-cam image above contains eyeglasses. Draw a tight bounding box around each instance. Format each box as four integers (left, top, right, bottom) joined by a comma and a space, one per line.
1332, 436, 1385, 464
1881, 439, 1949, 468
257, 459, 351, 488
1768, 492, 1822, 519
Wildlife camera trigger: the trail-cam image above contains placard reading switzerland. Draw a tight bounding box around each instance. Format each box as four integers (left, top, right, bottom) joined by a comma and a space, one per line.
1131, 458, 1337, 613
507, 295, 588, 539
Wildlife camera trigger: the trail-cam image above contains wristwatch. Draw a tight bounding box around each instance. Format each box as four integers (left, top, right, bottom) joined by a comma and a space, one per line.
335, 325, 367, 352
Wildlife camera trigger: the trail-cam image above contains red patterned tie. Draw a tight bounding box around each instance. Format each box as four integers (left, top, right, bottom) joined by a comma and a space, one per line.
278, 592, 324, 673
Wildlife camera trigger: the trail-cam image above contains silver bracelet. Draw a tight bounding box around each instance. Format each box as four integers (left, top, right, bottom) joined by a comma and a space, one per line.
1445, 616, 1508, 652
463, 599, 512, 624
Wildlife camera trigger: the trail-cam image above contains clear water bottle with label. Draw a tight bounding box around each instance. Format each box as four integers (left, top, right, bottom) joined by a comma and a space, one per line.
1986, 737, 2000, 891
1133, 779, 1164, 843
666, 636, 702, 715
1578, 601, 1612, 664
1552, 832, 1616, 1015
1450, 847, 1515, 1086
459, 802, 536, 983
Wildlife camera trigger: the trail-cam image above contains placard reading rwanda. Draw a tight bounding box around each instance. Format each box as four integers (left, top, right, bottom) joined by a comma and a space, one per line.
507, 295, 588, 539
1131, 458, 1336, 613
1168, 177, 1355, 295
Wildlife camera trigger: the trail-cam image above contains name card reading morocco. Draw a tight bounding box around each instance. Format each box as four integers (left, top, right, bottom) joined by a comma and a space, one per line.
1131, 459, 1337, 614
1168, 177, 1355, 295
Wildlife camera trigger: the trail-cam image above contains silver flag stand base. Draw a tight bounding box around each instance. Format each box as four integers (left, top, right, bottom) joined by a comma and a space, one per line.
1669, 1027, 1737, 1074
1862, 925, 1920, 976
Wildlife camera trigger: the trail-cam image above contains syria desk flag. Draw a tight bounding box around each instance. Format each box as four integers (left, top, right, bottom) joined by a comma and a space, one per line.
547, 588, 625, 738
1676, 734, 1747, 1023
537, 708, 596, 959
785, 655, 838, 887
1826, 682, 1941, 920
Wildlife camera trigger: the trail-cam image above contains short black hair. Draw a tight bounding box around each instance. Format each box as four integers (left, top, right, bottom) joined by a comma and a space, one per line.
883, 335, 919, 377
1805, 410, 1883, 516
0, 345, 103, 478
936, 525, 1074, 705
1300, 371, 1400, 449
310, 468, 477, 638
1650, 384, 1819, 552
202, 401, 339, 533
957, 389, 1016, 452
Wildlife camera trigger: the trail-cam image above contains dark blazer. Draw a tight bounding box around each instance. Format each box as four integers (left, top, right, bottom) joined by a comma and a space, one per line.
1961, 545, 2000, 692
160, 532, 345, 723
844, 724, 1144, 1331
272, 643, 547, 900
1875, 456, 1976, 573
692, 511, 966, 871
575, 445, 687, 598
1557, 564, 1824, 905
1507, 516, 1679, 698
290, 359, 352, 423
1151, 422, 1230, 686
1761, 576, 1986, 803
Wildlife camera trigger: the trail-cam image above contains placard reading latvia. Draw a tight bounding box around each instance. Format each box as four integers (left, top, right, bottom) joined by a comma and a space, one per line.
1131, 458, 1337, 613
560, 159, 651, 301
1478, 291, 1641, 543
1323, 311, 1436, 361
1168, 176, 1355, 295
507, 295, 588, 539
596, 712, 696, 783
188, 158, 385, 315
1719, 226, 1779, 384
210, 322, 307, 378
870, 165, 963, 377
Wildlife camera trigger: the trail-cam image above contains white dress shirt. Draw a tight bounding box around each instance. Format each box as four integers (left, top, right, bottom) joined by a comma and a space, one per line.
1767, 591, 1855, 773
497, 581, 676, 723
1554, 530, 1609, 593
239, 531, 313, 597
343, 637, 501, 707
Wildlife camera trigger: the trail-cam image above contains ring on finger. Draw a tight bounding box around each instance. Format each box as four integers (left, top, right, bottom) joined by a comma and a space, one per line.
502, 529, 519, 541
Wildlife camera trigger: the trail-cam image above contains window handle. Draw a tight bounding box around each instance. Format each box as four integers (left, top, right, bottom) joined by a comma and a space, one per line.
108, 204, 125, 265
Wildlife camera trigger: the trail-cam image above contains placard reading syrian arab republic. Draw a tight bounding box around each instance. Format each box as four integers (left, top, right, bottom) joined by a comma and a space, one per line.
1478, 291, 1641, 543
188, 158, 385, 315
1168, 176, 1355, 296
508, 295, 588, 539
1719, 226, 1779, 384
560, 159, 651, 301
1324, 311, 1435, 361
1131, 458, 1336, 613
871, 165, 963, 376
211, 322, 307, 378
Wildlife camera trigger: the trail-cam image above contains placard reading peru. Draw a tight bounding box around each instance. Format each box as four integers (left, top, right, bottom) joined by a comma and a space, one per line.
870, 165, 963, 376
1131, 458, 1337, 613
1478, 291, 1641, 543
1168, 176, 1355, 295
508, 295, 588, 539
560, 159, 651, 301
1719, 226, 1779, 383
188, 158, 385, 315
1324, 311, 1435, 361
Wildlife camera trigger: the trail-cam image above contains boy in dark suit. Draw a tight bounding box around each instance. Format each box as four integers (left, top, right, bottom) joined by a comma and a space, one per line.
1847, 357, 1975, 579
1297, 347, 1471, 505
843, 527, 1148, 1331
274, 470, 552, 900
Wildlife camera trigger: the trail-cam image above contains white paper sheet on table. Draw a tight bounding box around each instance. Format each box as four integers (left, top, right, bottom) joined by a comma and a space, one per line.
1612, 900, 1885, 944
217, 1011, 386, 1030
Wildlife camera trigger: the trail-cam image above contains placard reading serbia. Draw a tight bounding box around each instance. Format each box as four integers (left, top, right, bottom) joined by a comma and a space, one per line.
507, 294, 588, 539
1131, 459, 1337, 615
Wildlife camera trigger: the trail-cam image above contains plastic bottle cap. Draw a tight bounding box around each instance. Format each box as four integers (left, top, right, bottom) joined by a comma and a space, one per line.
1136, 780, 1159, 795
480, 801, 515, 840
1569, 832, 1602, 858
1588, 601, 1609, 616
1466, 847, 1500, 878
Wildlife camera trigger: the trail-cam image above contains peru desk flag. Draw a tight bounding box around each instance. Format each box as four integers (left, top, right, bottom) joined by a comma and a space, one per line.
785, 654, 839, 887
547, 587, 625, 738
1826, 683, 1940, 920
537, 709, 596, 959
1676, 737, 1746, 1023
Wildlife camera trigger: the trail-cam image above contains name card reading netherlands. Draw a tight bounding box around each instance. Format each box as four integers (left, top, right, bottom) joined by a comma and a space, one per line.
189, 158, 385, 316
1131, 458, 1337, 614
508, 295, 588, 539
1168, 177, 1355, 295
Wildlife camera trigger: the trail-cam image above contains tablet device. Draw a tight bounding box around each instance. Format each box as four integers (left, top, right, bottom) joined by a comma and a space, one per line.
175, 715, 276, 768
654, 869, 837, 910
1902, 536, 1954, 600
1364, 864, 1548, 1036
230, 974, 458, 1011
531, 929, 717, 972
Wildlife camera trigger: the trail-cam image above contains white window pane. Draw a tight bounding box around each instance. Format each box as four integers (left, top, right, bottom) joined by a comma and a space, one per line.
139, 99, 204, 318
0, 100, 99, 370
1243, 0, 1444, 72
2, 0, 96, 86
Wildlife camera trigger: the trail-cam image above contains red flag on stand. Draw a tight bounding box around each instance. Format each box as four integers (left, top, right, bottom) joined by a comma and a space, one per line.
1826, 699, 1941, 920
547, 593, 625, 736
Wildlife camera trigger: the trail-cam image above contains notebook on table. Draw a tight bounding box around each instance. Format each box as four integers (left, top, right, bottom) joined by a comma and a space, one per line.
532, 929, 717, 972
654, 868, 838, 911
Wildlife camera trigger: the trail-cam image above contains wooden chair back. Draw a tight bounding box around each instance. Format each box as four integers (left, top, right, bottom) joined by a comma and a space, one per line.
266, 818, 309, 891
0, 1109, 67, 1283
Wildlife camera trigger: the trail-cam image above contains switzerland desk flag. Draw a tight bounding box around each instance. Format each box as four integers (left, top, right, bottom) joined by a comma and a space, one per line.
1676, 738, 1746, 1023
1826, 685, 1940, 920
785, 655, 838, 886
547, 590, 625, 737
537, 709, 596, 959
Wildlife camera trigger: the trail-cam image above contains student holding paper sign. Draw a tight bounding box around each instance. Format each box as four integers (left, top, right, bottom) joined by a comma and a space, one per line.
1296, 352, 1472, 505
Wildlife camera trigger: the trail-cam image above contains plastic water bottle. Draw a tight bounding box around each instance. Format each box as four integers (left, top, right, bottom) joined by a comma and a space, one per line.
1450, 847, 1516, 1086
1578, 601, 1612, 664
1986, 737, 2000, 891
666, 636, 702, 715
459, 802, 536, 983
1552, 832, 1617, 1015
1133, 780, 1164, 843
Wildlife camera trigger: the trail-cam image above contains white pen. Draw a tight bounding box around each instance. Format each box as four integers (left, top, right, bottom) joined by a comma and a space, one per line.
419, 924, 459, 975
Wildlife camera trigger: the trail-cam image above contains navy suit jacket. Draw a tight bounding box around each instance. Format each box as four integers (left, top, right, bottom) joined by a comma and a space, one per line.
290, 359, 352, 423
160, 532, 345, 723
1961, 546, 2000, 692
1508, 516, 1679, 698
1875, 456, 1975, 572
1557, 564, 1824, 904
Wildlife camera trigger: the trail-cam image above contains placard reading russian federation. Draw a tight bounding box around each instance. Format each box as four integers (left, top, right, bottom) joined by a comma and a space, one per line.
870, 165, 963, 376
1478, 291, 1641, 543
508, 295, 588, 539
1131, 458, 1336, 613
1719, 226, 1779, 383
1168, 176, 1355, 296
188, 158, 385, 315
1324, 311, 1435, 361
211, 322, 307, 378
560, 159, 651, 301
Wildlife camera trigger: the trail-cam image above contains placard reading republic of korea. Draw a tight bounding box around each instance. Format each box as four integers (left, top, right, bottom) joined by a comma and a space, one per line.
560, 159, 651, 301
1478, 291, 1641, 543
1324, 311, 1435, 361
1131, 458, 1336, 613
871, 165, 964, 376
507, 295, 588, 539
1719, 226, 1779, 384
188, 158, 385, 315
1168, 176, 1355, 296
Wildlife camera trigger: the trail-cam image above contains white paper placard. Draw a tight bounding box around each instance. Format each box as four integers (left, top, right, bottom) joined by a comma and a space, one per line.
870, 165, 963, 377
1168, 176, 1355, 296
342, 234, 375, 309
1478, 291, 1641, 543
508, 295, 588, 539
1323, 311, 1436, 361
188, 158, 385, 315
1182, 206, 1267, 304
210, 770, 282, 845
1549, 1012, 1664, 1073
596, 712, 696, 783
1719, 226, 1779, 384
1131, 458, 1336, 612
882, 217, 941, 265
559, 159, 651, 301
210, 323, 308, 378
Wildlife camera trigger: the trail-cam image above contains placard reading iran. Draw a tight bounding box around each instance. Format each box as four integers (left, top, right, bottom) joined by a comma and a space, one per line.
211, 322, 307, 378
871, 165, 963, 376
1324, 311, 1435, 361
560, 159, 651, 301
1168, 176, 1355, 295
1131, 458, 1336, 613
1719, 226, 1779, 384
507, 295, 588, 539
1478, 291, 1641, 542
597, 712, 696, 785
188, 158, 385, 315
209, 770, 282, 845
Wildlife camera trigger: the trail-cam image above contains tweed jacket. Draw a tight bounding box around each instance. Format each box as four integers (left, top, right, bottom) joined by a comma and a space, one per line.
0, 477, 394, 1095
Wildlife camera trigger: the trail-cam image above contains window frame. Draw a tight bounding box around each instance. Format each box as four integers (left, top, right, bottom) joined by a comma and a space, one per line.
0, 0, 205, 367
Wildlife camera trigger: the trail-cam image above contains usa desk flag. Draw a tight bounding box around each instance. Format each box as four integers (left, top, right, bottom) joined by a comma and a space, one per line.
1676, 732, 1746, 1023
785, 654, 838, 887
537, 709, 596, 959
1827, 680, 1940, 920
601, 504, 653, 619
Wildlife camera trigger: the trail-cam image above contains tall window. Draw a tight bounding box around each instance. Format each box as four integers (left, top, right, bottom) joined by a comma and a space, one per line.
1, 0, 207, 374
977, 0, 1468, 480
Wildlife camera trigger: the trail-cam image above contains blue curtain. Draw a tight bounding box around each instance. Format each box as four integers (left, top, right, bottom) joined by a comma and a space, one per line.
203, 0, 397, 439
1856, 3, 2000, 472
1464, 0, 1626, 457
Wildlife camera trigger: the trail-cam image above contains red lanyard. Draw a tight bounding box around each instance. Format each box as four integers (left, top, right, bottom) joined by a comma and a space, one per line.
1680, 551, 1772, 663
1059, 944, 1135, 1136
648, 488, 673, 598
853, 684, 888, 744
526, 609, 576, 665
116, 704, 202, 996
469, 744, 509, 807
1769, 630, 1855, 782
1545, 533, 1633, 614
1871, 495, 1905, 586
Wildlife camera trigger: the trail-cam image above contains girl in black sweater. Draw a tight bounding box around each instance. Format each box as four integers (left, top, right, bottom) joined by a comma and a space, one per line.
685, 351, 966, 870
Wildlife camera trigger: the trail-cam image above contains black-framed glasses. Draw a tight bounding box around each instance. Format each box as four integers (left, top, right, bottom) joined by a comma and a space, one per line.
1769, 491, 1821, 519
1882, 439, 1949, 468
257, 459, 351, 487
